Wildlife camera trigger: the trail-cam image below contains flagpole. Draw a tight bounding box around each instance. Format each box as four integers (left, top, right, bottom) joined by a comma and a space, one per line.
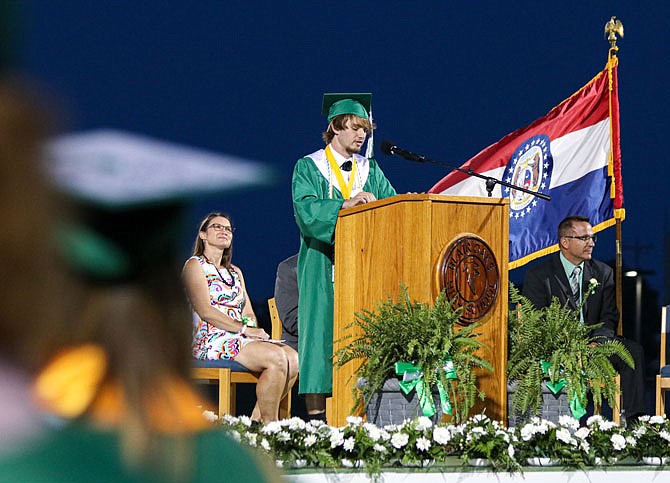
605, 16, 624, 336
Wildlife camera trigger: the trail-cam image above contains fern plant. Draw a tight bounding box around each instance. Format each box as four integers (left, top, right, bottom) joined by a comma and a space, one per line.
334, 285, 492, 423
507, 283, 634, 419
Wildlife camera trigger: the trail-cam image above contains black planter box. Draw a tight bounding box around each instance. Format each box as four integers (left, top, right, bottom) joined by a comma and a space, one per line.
507, 381, 571, 427
361, 378, 444, 426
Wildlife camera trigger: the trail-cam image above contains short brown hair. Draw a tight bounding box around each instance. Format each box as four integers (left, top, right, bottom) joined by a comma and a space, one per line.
322, 114, 374, 144
558, 215, 591, 238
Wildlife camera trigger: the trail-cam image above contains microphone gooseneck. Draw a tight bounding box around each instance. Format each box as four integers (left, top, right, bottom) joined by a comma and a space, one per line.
379, 140, 551, 201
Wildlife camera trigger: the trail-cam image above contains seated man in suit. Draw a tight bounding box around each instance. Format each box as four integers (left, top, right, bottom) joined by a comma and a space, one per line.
522, 215, 646, 424
274, 254, 299, 352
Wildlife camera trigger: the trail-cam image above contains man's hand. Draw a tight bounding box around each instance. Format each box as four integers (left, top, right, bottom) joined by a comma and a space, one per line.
342, 191, 377, 209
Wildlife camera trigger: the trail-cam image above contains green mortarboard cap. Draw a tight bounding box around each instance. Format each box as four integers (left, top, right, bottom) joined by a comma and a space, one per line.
46, 129, 272, 281
322, 93, 371, 122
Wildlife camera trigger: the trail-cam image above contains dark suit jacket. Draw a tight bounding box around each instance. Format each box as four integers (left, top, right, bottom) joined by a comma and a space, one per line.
274, 254, 299, 348
522, 253, 618, 340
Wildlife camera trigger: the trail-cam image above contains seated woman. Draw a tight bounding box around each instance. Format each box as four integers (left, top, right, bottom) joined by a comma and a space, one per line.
182, 212, 299, 423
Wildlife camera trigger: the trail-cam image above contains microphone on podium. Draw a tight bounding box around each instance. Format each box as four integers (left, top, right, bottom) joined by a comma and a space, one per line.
380, 141, 426, 162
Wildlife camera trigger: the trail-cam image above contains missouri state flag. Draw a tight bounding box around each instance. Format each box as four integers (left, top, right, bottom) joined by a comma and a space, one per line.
429, 54, 625, 268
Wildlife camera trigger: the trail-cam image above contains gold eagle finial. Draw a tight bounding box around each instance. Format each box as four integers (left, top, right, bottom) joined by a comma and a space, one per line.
604, 16, 624, 48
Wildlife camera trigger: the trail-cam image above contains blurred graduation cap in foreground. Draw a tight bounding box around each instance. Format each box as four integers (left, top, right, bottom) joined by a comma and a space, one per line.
45, 129, 272, 282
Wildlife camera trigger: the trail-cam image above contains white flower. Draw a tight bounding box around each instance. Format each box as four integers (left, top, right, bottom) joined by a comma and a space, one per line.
507, 444, 515, 458
341, 459, 354, 468
391, 432, 409, 449
574, 427, 590, 440
625, 436, 637, 447
343, 437, 355, 452
579, 440, 590, 453
433, 426, 452, 445
659, 430, 670, 443
415, 416, 433, 431
559, 415, 579, 430
416, 436, 431, 452
586, 415, 603, 426
472, 414, 489, 424
307, 419, 326, 430
555, 428, 573, 444
304, 434, 318, 448
261, 439, 271, 451
589, 278, 599, 288
364, 423, 381, 442
201, 410, 219, 423
611, 433, 626, 451
228, 430, 241, 442
293, 459, 307, 468
330, 429, 344, 448
373, 443, 387, 453
496, 429, 511, 443
277, 431, 291, 442
398, 420, 410, 430
262, 421, 282, 434
649, 415, 666, 425
222, 414, 238, 424
288, 417, 306, 431
519, 425, 535, 441
238, 415, 253, 427
244, 432, 258, 446
538, 419, 555, 432
346, 416, 363, 426
275, 460, 284, 468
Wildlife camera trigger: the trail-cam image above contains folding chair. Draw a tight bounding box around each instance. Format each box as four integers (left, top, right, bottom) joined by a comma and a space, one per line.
656, 305, 670, 416
191, 298, 290, 418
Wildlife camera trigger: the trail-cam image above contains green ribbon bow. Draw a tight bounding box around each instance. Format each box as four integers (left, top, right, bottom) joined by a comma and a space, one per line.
540, 361, 586, 419
394, 360, 456, 418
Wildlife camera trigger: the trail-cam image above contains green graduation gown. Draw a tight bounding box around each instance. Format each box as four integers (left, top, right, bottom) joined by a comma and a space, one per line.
291, 147, 396, 394
0, 424, 277, 483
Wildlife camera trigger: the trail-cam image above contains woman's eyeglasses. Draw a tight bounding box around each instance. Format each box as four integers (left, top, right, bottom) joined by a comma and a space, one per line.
206, 223, 235, 234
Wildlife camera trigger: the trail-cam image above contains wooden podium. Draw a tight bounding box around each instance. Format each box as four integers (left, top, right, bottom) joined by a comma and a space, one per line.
330, 193, 509, 427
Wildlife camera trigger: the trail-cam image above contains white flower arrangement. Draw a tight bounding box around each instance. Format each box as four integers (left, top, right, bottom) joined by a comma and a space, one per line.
627, 414, 670, 460
213, 413, 670, 476
514, 417, 586, 467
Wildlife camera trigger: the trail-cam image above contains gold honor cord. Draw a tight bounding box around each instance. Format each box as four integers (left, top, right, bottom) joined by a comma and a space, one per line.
325, 145, 357, 200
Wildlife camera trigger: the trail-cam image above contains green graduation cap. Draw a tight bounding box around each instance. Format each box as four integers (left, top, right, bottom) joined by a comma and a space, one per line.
322, 93, 372, 122
46, 129, 272, 282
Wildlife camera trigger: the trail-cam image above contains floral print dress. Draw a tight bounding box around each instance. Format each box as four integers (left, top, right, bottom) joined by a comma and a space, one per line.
190, 256, 254, 360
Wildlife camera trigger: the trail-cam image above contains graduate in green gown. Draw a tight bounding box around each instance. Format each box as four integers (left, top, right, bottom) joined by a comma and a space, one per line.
291, 93, 396, 420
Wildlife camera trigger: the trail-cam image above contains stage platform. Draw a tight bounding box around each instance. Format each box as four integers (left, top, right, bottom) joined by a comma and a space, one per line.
283, 467, 669, 482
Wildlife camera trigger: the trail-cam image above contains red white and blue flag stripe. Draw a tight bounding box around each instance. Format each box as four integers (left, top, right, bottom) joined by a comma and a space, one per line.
429, 56, 624, 268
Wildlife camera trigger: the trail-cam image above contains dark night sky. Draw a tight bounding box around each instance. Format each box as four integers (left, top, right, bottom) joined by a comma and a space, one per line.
16, 1, 669, 305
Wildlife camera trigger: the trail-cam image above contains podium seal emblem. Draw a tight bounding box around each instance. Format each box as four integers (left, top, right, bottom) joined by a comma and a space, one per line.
437, 235, 499, 325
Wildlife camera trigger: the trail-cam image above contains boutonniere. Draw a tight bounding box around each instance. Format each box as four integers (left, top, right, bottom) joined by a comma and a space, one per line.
587, 278, 599, 294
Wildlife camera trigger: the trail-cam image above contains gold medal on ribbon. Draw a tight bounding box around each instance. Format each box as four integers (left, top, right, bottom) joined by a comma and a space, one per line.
325, 145, 357, 199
